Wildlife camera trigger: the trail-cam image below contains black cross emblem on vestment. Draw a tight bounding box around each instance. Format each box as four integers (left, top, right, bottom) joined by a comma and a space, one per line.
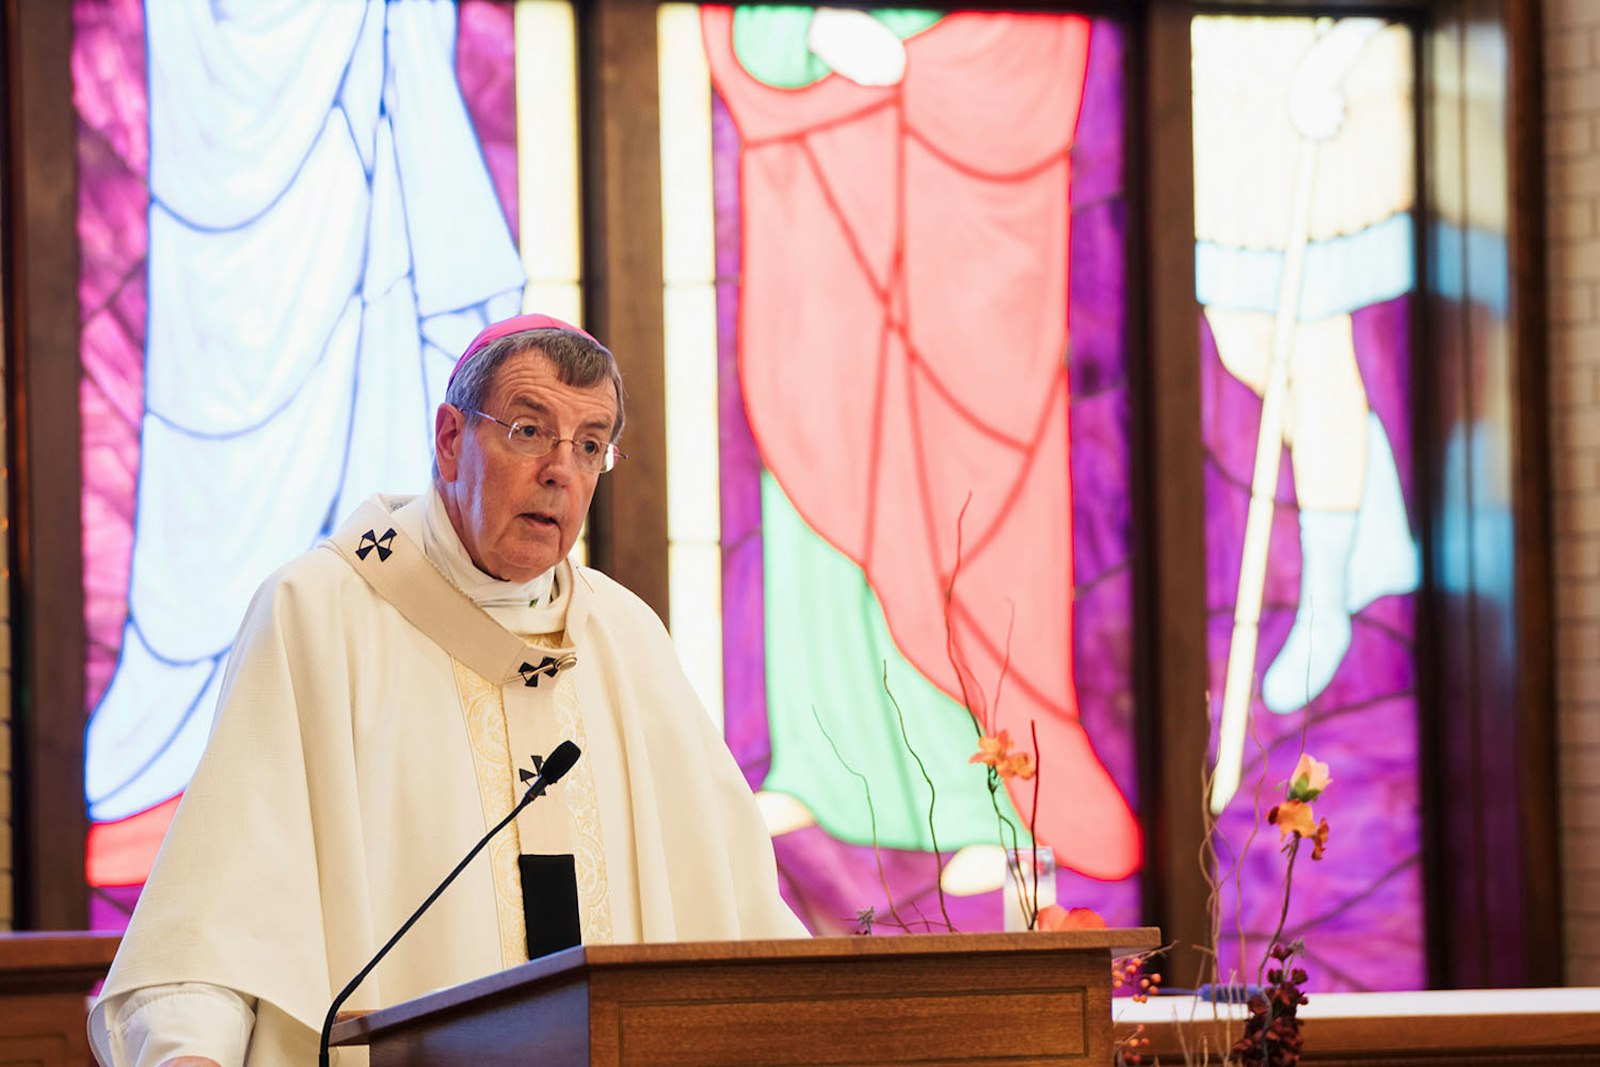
519, 753, 545, 785
519, 656, 563, 688
356, 528, 397, 562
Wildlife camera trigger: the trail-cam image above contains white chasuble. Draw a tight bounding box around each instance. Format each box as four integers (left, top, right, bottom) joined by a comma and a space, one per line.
90, 493, 804, 1066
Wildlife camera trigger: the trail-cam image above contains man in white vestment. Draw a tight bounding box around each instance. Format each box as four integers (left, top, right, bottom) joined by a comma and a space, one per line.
89, 315, 807, 1067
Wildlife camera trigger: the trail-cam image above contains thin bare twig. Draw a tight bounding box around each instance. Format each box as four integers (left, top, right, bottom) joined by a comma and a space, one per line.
943, 494, 985, 733
1180, 691, 1232, 1067
938, 494, 1037, 927
883, 663, 956, 932
809, 705, 911, 933
1028, 718, 1042, 929
993, 771, 1029, 925
1258, 839, 1302, 989
907, 898, 935, 931
1229, 686, 1272, 984
993, 601, 1017, 726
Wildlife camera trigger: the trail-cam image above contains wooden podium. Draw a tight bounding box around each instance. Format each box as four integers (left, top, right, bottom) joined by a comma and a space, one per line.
331, 928, 1160, 1066
0, 932, 121, 1067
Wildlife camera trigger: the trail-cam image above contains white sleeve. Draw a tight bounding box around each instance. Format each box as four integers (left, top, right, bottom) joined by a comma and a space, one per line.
98, 983, 256, 1067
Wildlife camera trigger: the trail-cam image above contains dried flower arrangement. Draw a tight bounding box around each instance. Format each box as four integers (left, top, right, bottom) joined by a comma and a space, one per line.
825, 503, 1337, 1065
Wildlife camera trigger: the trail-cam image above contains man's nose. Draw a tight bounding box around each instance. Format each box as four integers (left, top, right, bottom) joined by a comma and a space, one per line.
538, 440, 578, 484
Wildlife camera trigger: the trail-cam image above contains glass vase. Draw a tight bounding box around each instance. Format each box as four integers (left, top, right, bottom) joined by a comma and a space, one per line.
1003, 846, 1056, 931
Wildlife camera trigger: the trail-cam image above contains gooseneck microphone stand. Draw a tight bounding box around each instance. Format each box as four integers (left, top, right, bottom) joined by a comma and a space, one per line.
317, 740, 582, 1066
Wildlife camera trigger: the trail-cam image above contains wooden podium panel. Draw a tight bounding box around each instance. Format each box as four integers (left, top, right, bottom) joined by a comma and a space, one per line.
0, 933, 121, 1067
332, 929, 1160, 1067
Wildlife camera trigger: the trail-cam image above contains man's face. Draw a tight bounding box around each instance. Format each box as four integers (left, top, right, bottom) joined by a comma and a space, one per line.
435, 350, 618, 583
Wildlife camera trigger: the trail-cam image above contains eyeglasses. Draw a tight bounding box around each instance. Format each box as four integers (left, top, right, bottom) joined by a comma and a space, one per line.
467, 409, 625, 474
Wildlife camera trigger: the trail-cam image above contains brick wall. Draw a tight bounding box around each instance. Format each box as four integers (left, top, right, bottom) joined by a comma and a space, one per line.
1545, 0, 1600, 987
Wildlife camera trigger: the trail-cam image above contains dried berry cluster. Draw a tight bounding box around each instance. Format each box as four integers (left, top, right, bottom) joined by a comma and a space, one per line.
1229, 942, 1309, 1067
1115, 1023, 1151, 1066
1111, 956, 1162, 1003
1111, 956, 1163, 1067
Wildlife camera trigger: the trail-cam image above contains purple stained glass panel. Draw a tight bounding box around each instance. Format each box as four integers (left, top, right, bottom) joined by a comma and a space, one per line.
76, 0, 147, 723
1194, 14, 1424, 992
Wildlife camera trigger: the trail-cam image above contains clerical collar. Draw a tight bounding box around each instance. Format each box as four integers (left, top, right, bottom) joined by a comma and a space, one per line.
419, 485, 557, 611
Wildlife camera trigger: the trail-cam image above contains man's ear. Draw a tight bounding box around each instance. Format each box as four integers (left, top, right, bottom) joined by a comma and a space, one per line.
435, 404, 466, 481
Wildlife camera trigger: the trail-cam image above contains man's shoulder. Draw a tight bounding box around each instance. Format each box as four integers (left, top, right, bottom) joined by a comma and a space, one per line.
224, 545, 379, 664
572, 565, 667, 633
264, 492, 417, 602
256, 541, 372, 607
570, 565, 705, 712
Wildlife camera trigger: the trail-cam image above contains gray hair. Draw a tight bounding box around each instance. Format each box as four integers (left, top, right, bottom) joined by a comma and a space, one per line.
445, 327, 625, 442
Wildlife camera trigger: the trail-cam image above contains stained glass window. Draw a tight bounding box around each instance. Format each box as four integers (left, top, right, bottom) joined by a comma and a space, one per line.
663, 5, 1141, 933
75, 0, 581, 929
1193, 14, 1424, 990
69, 0, 1431, 973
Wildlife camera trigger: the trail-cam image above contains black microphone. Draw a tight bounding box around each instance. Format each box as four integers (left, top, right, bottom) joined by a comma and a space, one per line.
533, 739, 582, 790
318, 740, 583, 1067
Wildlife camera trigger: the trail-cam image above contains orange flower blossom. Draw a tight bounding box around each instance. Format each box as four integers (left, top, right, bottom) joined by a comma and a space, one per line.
1268, 754, 1334, 858
969, 729, 1037, 781
1269, 798, 1317, 839
1037, 904, 1107, 931
1310, 817, 1331, 860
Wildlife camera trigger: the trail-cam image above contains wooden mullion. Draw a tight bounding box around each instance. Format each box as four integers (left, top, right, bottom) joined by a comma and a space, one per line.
1420, 0, 1559, 987
579, 0, 671, 622
1500, 0, 1561, 985
1134, 0, 1212, 986
4, 0, 85, 931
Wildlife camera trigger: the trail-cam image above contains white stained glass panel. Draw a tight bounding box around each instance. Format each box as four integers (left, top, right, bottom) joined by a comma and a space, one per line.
659, 3, 723, 727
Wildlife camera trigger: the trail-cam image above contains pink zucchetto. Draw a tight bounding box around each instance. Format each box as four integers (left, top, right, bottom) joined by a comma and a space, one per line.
448, 312, 600, 383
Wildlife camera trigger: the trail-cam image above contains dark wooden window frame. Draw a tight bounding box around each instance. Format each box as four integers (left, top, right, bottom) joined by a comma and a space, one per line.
4, 0, 84, 932
3, 0, 1558, 988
